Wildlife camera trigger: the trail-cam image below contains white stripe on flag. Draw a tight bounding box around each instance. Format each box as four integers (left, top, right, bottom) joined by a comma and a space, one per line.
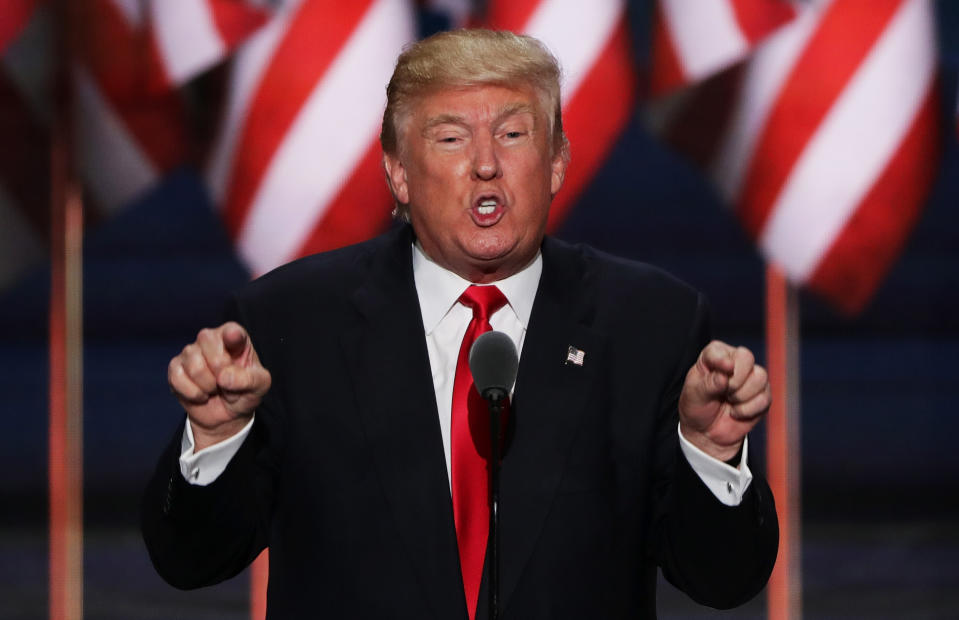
73, 65, 158, 214
522, 0, 623, 98
235, 0, 413, 274
758, 0, 936, 280
660, 0, 748, 82
111, 0, 146, 27
207, 0, 305, 207
711, 0, 826, 203
150, 0, 227, 85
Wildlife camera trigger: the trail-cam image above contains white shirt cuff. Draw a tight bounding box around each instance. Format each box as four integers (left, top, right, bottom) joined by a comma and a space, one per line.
179, 416, 255, 486
678, 423, 753, 507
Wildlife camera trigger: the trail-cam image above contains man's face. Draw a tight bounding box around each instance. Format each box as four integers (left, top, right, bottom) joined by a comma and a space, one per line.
384, 83, 567, 283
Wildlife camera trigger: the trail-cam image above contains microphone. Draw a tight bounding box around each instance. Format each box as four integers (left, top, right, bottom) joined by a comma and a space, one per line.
468, 330, 517, 620
469, 330, 518, 403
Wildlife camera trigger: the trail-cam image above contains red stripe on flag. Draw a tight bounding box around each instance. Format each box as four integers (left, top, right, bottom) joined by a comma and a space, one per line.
293, 139, 393, 257
79, 0, 188, 171
730, 0, 796, 44
649, 1, 686, 96
736, 0, 904, 239
209, 0, 269, 48
486, 0, 539, 31
0, 0, 35, 53
546, 19, 635, 232
806, 82, 939, 315
222, 0, 374, 239
145, 30, 174, 95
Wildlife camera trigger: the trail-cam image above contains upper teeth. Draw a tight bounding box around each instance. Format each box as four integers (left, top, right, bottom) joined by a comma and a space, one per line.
477, 199, 497, 215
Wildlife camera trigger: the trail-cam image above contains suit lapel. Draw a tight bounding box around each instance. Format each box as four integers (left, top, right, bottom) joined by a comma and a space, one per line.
340, 226, 467, 620
494, 238, 605, 614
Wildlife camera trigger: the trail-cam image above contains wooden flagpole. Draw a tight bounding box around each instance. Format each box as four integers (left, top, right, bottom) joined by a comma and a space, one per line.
766, 265, 802, 620
251, 550, 268, 620
49, 1, 84, 618
49, 181, 85, 620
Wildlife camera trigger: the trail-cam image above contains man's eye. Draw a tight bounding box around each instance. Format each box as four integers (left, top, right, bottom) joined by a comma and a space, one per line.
505, 131, 524, 139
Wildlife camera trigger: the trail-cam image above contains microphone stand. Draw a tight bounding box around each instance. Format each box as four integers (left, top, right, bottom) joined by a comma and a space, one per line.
485, 388, 506, 620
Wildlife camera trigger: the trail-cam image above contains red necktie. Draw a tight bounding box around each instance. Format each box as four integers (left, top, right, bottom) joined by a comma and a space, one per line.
452, 285, 508, 620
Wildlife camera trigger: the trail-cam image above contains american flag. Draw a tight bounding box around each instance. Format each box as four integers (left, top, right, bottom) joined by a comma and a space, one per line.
74, 0, 190, 213
650, 0, 795, 96
649, 0, 940, 314
0, 0, 267, 291
0, 0, 35, 54
145, 0, 269, 93
206, 0, 416, 277
566, 346, 585, 366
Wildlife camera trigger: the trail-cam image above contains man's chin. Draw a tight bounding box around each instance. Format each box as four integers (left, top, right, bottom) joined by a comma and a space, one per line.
461, 244, 535, 281
463, 242, 514, 267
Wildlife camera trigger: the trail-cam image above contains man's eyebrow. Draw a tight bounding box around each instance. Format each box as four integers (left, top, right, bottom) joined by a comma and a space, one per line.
422, 114, 468, 133
494, 102, 537, 123
421, 104, 537, 134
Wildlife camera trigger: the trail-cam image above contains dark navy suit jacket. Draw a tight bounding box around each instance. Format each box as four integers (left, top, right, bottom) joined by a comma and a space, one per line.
143, 224, 778, 619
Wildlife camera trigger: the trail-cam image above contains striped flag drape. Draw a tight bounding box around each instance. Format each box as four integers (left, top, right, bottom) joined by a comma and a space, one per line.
651, 0, 795, 96
0, 0, 36, 54
146, 0, 269, 92
0, 38, 47, 289
206, 0, 416, 277
1, 0, 193, 289
651, 0, 940, 314
485, 0, 637, 232
0, 1, 48, 290
0, 0, 238, 290
75, 0, 190, 214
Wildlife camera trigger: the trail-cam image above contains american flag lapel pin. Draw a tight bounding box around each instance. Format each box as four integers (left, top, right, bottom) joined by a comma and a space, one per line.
565, 345, 585, 367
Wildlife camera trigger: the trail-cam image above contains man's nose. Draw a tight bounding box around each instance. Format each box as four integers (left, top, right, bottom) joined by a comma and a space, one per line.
471, 134, 501, 180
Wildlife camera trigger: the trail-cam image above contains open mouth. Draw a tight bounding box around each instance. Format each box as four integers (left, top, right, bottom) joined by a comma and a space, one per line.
477, 198, 497, 215
470, 193, 505, 226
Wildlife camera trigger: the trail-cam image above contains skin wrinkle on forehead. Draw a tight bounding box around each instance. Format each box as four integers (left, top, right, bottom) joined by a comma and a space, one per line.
392, 83, 562, 159
421, 103, 540, 137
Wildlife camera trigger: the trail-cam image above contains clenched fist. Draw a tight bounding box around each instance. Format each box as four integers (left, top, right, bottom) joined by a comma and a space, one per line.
167, 321, 271, 451
678, 340, 771, 462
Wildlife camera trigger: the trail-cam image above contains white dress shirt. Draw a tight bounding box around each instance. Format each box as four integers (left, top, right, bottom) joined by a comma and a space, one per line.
180, 243, 752, 506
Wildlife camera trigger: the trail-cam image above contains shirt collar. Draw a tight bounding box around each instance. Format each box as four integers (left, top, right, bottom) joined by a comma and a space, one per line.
412, 242, 542, 335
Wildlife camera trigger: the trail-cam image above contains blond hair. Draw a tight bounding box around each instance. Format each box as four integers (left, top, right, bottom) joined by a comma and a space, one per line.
380, 29, 568, 157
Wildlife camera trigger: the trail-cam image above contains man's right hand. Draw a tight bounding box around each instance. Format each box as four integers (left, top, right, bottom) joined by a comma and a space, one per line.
167, 321, 272, 451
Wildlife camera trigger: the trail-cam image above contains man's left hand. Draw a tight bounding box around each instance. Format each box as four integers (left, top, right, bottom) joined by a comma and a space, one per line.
678, 340, 771, 462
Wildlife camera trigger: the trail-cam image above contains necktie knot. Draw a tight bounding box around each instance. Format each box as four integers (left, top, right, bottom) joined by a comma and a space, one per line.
458, 285, 508, 323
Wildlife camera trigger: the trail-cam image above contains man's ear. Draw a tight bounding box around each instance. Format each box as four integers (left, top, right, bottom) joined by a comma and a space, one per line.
550, 144, 569, 196
383, 152, 409, 205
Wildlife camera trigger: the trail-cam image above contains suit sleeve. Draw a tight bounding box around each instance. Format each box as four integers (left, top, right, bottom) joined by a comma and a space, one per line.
140, 295, 284, 590
648, 292, 779, 609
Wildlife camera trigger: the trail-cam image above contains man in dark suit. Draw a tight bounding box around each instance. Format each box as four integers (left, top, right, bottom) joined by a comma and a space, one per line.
144, 29, 778, 619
